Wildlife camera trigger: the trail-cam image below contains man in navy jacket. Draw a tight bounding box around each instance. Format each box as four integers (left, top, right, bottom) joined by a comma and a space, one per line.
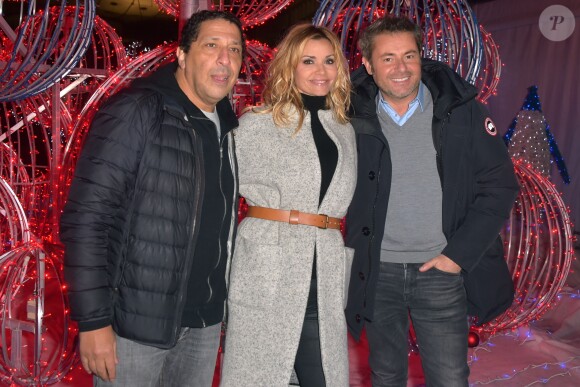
346, 16, 519, 386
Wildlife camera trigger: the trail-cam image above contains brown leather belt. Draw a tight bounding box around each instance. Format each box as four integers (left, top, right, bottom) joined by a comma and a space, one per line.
246, 206, 341, 230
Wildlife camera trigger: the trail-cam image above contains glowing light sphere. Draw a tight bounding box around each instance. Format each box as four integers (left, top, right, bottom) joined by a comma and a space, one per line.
313, 0, 484, 85
0, 12, 127, 242
57, 11, 129, 125
0, 0, 96, 101
153, 0, 295, 28
0, 243, 77, 386
476, 161, 574, 334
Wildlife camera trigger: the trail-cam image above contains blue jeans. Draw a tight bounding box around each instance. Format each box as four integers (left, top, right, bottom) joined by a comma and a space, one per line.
94, 324, 221, 387
366, 262, 469, 387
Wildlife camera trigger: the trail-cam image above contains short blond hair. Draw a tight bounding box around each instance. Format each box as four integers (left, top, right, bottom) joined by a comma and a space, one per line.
257, 24, 351, 132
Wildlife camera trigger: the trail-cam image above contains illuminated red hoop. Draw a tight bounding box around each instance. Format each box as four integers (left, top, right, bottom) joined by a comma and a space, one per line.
0, 243, 76, 386
476, 26, 501, 103
477, 161, 575, 334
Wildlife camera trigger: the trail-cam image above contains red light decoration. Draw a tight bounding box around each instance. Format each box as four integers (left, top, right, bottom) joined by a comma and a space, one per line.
314, 0, 502, 101
1, 10, 128, 244
154, 0, 295, 29
0, 1, 96, 101
475, 160, 575, 335
476, 25, 501, 103
232, 39, 274, 114
0, 10, 130, 383
0, 243, 77, 386
0, 2, 573, 384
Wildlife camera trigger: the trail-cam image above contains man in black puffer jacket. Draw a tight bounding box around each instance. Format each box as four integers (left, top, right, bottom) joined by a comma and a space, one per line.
60, 10, 244, 386
345, 16, 519, 386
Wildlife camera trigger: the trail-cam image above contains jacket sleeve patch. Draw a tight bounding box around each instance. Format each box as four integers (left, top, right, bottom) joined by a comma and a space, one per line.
484, 117, 497, 136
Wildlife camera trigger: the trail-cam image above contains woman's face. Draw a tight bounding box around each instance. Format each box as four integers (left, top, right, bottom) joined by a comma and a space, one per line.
294, 38, 338, 96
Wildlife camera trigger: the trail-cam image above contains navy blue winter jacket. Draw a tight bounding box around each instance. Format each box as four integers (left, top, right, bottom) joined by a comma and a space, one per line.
345, 59, 519, 339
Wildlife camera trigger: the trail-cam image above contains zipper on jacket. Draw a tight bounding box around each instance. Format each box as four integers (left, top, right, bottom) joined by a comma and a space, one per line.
205, 124, 225, 304
195, 117, 237, 316
223, 132, 239, 323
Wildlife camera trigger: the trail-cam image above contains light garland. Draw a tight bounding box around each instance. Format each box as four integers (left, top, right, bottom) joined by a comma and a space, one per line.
1, 11, 128, 244
153, 0, 295, 29
476, 25, 501, 103
469, 291, 580, 386
474, 161, 575, 335
505, 86, 570, 185
232, 39, 274, 114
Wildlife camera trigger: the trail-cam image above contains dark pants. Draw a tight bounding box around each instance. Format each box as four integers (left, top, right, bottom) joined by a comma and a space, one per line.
366, 262, 469, 387
294, 258, 326, 387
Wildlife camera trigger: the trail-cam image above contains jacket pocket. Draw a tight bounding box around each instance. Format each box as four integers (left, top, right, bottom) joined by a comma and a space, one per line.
344, 247, 355, 309
227, 236, 282, 309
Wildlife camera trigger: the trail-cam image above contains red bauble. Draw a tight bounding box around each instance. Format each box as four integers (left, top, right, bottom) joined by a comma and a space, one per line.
468, 331, 480, 348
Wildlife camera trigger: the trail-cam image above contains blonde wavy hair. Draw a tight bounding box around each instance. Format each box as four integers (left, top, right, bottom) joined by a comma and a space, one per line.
256, 24, 351, 132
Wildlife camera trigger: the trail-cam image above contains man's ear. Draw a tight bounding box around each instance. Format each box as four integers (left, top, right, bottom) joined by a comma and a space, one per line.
176, 47, 186, 69
362, 57, 373, 75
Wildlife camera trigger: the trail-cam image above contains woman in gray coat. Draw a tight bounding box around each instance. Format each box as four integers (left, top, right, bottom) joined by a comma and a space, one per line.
220, 25, 357, 386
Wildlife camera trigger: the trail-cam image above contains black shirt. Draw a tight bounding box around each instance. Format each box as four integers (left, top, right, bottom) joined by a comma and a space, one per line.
301, 93, 338, 205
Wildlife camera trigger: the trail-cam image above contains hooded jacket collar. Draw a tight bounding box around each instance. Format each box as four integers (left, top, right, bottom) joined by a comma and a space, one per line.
350, 58, 478, 122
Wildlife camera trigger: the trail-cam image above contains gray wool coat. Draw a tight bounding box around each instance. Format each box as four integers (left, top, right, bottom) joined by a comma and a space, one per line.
220, 107, 357, 387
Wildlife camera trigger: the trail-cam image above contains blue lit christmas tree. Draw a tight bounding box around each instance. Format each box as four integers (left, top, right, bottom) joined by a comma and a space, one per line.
504, 86, 570, 184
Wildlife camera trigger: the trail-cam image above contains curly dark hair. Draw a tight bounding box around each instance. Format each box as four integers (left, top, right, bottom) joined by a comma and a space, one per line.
179, 10, 245, 55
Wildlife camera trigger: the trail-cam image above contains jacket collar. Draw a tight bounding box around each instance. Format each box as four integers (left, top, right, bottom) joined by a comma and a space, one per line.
421, 58, 478, 119
351, 58, 478, 122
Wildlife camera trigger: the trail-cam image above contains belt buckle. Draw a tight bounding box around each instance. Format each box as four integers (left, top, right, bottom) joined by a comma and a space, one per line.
319, 214, 329, 229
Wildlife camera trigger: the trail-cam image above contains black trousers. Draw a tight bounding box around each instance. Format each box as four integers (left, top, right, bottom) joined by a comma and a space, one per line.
294, 258, 326, 386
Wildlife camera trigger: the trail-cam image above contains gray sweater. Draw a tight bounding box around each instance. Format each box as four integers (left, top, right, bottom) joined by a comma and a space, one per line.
377, 89, 447, 263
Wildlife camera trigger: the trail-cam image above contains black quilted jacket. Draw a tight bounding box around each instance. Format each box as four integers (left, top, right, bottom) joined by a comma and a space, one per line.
60, 63, 239, 348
